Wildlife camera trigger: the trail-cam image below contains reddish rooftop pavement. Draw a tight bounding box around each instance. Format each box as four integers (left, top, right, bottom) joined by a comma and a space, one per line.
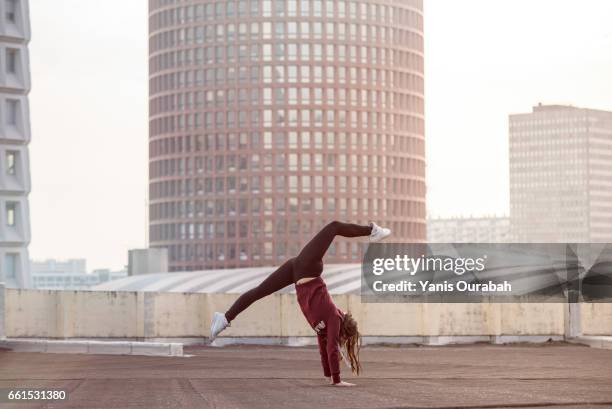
1, 343, 612, 409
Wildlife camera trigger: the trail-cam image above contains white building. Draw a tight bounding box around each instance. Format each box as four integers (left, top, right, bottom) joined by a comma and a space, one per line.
510, 104, 612, 242
427, 216, 510, 243
31, 258, 86, 275
0, 0, 31, 288
31, 259, 87, 289
128, 248, 168, 276
31, 259, 127, 290
92, 268, 128, 285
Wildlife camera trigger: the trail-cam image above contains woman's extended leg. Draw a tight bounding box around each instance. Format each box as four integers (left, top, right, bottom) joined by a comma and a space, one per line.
293, 221, 372, 280
225, 258, 295, 322
211, 258, 295, 340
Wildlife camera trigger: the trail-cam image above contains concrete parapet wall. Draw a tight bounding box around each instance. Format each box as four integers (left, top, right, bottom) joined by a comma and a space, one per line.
2, 288, 610, 339
580, 302, 612, 335
5, 289, 143, 338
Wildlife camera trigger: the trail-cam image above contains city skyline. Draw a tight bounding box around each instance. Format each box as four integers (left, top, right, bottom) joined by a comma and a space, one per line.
26, 0, 612, 270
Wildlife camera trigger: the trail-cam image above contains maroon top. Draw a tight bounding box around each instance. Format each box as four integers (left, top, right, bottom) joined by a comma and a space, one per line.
295, 276, 344, 384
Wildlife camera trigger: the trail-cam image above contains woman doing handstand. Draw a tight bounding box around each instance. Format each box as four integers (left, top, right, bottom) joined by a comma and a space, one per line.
209, 221, 391, 386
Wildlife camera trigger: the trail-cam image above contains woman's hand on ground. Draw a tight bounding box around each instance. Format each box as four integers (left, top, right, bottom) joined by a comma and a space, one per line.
331, 381, 355, 387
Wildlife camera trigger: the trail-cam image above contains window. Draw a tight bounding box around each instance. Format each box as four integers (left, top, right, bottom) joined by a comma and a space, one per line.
6, 150, 16, 175
5, 0, 17, 23
4, 253, 17, 279
6, 201, 17, 226
6, 48, 18, 74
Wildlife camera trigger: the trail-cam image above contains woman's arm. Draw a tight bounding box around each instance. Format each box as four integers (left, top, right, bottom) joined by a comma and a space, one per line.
317, 333, 332, 379
325, 315, 342, 384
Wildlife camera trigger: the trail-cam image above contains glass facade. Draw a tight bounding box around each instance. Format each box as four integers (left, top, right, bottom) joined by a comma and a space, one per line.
148, 0, 426, 270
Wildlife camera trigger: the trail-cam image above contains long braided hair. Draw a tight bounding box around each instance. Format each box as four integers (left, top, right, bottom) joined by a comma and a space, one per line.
339, 312, 362, 375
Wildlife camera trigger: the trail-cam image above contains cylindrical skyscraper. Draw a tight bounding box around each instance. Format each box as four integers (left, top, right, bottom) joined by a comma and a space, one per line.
0, 0, 31, 287
148, 0, 425, 271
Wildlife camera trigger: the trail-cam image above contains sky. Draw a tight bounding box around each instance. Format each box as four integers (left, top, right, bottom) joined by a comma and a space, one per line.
27, 0, 612, 271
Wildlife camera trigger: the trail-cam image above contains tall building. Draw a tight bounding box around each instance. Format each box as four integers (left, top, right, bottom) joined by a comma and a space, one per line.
148, 0, 426, 270
427, 216, 510, 243
0, 0, 31, 287
509, 104, 612, 242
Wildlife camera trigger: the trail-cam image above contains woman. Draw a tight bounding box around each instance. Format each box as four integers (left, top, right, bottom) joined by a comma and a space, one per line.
210, 221, 391, 386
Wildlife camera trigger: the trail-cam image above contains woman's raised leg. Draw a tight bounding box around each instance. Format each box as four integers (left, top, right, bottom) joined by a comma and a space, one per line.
293, 221, 372, 275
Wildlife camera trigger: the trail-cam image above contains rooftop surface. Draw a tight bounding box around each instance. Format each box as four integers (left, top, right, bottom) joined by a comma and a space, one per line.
1, 344, 611, 409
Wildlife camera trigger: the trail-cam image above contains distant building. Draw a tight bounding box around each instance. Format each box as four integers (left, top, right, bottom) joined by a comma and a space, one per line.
128, 248, 168, 276
92, 268, 128, 284
509, 104, 612, 242
427, 216, 510, 243
30, 258, 126, 290
31, 258, 86, 275
0, 0, 32, 288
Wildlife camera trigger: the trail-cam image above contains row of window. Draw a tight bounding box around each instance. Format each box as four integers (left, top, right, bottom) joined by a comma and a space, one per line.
150, 21, 421, 54
510, 116, 603, 128
510, 137, 586, 145
150, 96, 423, 122
150, 1, 423, 30
150, 84, 423, 115
163, 241, 360, 264
171, 103, 422, 127
155, 225, 426, 265
149, 197, 425, 221
150, 41, 423, 74
149, 131, 423, 155
510, 153, 586, 161
149, 175, 408, 197
511, 168, 586, 175
510, 165, 586, 172
150, 153, 424, 178
510, 123, 589, 131
149, 176, 425, 199
150, 88, 423, 121
149, 60, 423, 93
150, 108, 424, 136
152, 217, 424, 245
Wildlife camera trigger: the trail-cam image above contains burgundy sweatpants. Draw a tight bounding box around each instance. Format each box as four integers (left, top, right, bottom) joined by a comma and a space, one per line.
225, 221, 372, 322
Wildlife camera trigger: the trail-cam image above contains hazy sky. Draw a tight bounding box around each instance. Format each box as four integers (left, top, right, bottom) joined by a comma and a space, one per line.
27, 0, 612, 270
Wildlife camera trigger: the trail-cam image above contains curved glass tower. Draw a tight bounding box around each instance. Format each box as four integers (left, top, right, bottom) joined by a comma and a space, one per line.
148, 0, 425, 271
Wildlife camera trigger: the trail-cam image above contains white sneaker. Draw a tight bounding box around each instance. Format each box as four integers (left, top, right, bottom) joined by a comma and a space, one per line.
369, 222, 391, 242
210, 312, 230, 341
